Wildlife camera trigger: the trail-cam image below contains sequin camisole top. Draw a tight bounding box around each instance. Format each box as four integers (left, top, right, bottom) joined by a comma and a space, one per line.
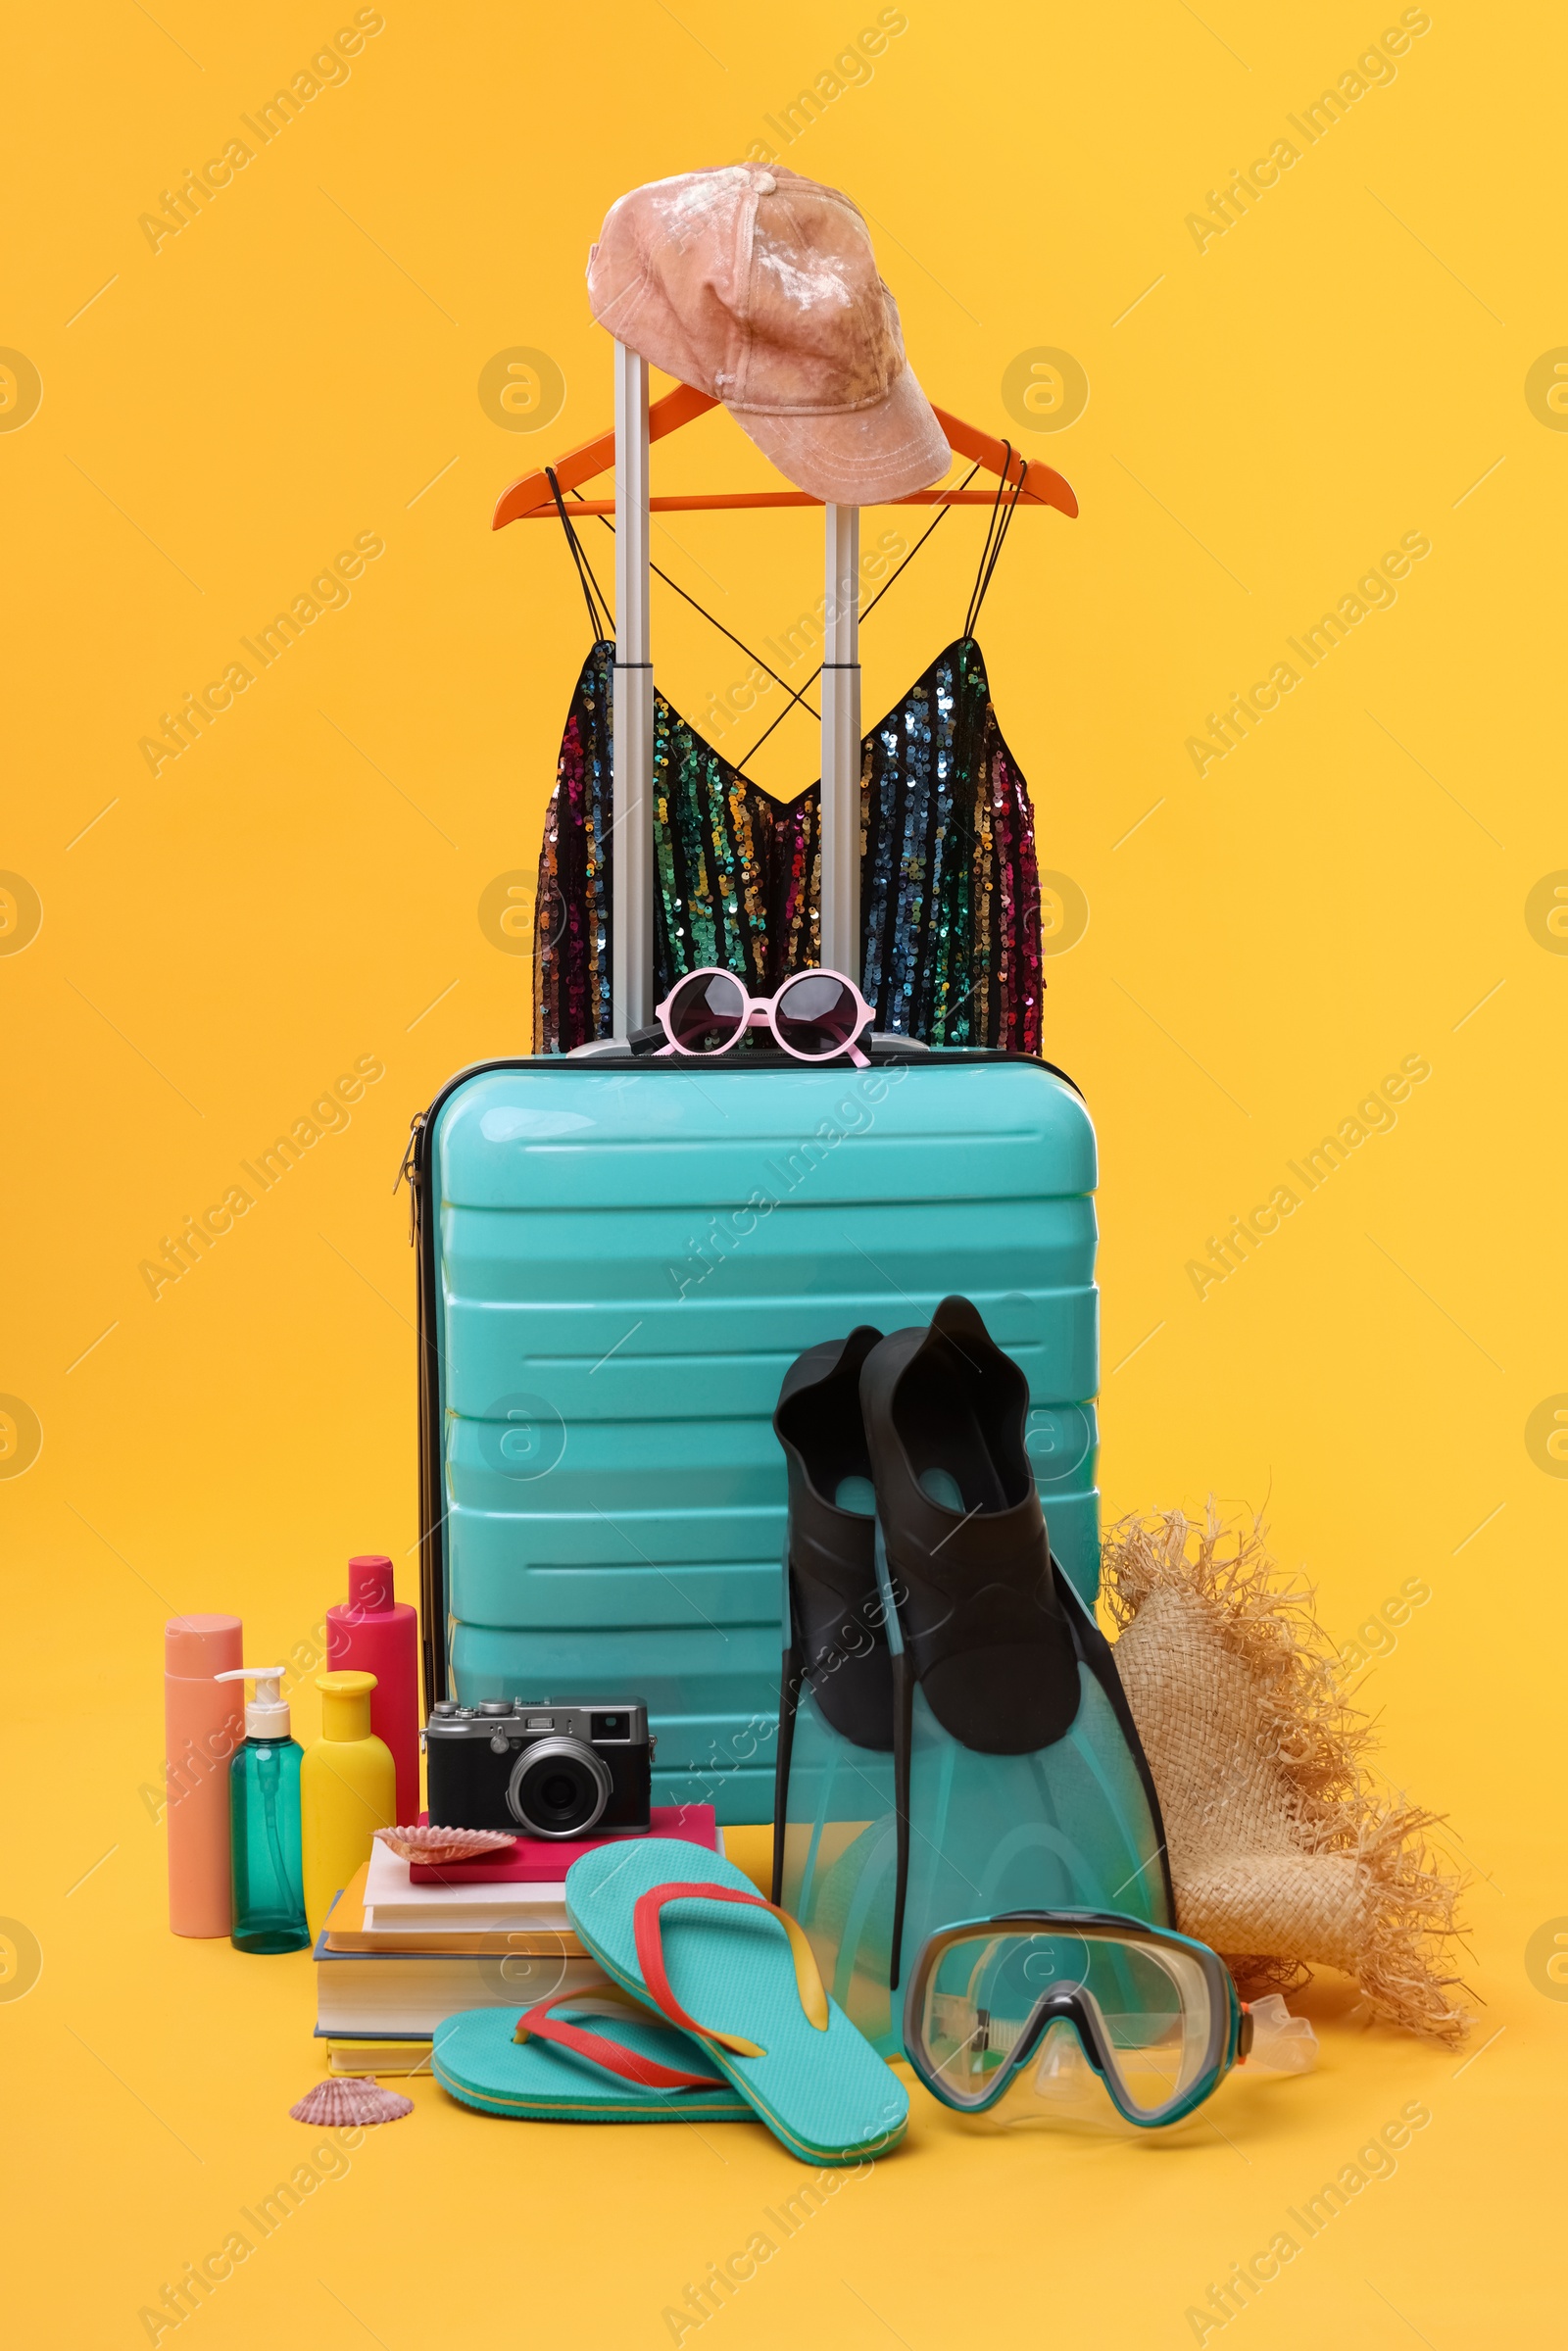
532, 633, 1044, 1055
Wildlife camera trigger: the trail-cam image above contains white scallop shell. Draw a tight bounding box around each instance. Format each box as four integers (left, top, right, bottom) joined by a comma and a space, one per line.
289, 2076, 414, 2127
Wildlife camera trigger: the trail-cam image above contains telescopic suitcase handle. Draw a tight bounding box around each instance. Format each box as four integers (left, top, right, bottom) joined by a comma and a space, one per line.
608, 341, 858, 1036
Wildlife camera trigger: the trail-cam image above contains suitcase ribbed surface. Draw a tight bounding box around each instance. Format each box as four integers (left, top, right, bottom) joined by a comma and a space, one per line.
426, 1055, 1099, 1824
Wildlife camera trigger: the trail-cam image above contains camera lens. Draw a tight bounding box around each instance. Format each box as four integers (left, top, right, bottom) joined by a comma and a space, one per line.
507, 1736, 612, 1837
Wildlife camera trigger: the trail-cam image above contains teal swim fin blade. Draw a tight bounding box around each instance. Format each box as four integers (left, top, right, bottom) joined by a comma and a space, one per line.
775, 1298, 1172, 2059
777, 1569, 1173, 2058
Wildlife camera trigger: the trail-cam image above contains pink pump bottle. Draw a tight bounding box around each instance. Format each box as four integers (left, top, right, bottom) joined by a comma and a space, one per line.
164, 1613, 245, 1935
326, 1556, 419, 1823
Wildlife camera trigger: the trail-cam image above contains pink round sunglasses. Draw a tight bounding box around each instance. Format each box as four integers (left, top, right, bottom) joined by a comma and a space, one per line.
655, 967, 875, 1067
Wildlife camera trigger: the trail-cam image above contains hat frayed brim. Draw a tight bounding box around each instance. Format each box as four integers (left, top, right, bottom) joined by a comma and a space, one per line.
732, 363, 951, 507
1102, 1502, 1472, 2046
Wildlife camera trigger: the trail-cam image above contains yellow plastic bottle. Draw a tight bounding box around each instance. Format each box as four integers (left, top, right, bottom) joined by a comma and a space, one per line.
301, 1669, 397, 1935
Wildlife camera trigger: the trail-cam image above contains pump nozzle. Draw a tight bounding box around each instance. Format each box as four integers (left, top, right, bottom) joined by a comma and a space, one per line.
215, 1667, 290, 1739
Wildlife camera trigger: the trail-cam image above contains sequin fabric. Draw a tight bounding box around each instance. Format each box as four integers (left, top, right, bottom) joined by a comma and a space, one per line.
533, 635, 1040, 1054
533, 641, 613, 1052
857, 637, 1041, 1051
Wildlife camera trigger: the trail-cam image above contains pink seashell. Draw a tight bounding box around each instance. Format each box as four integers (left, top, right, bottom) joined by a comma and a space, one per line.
290, 2076, 414, 2127
375, 1826, 517, 1865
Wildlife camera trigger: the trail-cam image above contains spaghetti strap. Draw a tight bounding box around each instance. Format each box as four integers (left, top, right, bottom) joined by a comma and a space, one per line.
859, 459, 982, 625
548, 468, 614, 640
732, 459, 983, 774
963, 445, 1024, 639
576, 493, 819, 731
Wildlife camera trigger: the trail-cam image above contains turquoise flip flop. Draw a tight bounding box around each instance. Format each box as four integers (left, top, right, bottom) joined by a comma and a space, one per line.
432, 1989, 755, 2123
565, 1838, 908, 2164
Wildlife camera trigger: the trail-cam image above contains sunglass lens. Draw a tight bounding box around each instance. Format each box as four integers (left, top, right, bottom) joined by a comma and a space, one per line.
774, 972, 862, 1058
667, 971, 745, 1053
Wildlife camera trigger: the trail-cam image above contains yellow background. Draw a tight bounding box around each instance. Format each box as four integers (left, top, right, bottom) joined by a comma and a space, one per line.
3, 2, 1562, 2342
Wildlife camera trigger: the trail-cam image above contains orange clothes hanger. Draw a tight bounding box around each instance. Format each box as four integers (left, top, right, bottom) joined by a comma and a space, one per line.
491, 384, 1077, 526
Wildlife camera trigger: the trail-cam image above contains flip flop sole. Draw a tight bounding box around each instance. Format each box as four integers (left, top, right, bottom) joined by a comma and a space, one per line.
432, 2006, 754, 2123
566, 1838, 908, 2165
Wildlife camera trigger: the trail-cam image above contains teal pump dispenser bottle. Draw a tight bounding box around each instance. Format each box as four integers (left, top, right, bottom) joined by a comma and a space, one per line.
215, 1667, 309, 1953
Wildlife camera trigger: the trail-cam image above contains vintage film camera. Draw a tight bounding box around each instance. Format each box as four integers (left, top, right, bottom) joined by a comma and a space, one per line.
423, 1699, 653, 1838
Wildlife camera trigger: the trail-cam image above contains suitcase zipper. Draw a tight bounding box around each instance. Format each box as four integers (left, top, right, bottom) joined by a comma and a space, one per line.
394, 1112, 424, 1249
402, 1104, 447, 1712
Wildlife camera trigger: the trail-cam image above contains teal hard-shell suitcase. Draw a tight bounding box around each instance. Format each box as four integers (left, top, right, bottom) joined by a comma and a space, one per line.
411, 1044, 1101, 1825
417, 344, 1097, 1822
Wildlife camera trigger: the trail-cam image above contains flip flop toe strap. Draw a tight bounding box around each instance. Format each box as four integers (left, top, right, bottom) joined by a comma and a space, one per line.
633, 1881, 831, 2059
513, 1984, 724, 2091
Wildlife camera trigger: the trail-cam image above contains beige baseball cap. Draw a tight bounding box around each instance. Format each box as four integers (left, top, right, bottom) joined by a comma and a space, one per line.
587, 164, 952, 507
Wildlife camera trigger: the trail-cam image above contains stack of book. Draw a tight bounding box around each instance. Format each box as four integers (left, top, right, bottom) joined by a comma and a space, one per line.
314, 1808, 720, 2075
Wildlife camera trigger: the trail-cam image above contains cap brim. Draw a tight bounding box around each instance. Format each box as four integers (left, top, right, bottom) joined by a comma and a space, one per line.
731, 364, 952, 507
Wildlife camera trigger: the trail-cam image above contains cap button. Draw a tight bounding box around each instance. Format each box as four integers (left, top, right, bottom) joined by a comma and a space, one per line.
755, 173, 776, 194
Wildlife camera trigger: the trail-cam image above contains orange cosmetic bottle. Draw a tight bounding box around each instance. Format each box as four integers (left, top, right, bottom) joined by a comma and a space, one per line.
164, 1613, 245, 1935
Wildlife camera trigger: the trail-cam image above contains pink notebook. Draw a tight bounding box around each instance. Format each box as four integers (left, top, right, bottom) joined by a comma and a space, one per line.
411, 1803, 719, 1884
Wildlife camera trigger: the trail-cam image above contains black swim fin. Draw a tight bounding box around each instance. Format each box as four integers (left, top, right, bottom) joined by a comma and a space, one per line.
773, 1324, 892, 1743
770, 1325, 893, 1900
861, 1295, 1087, 1984
859, 1295, 1081, 1756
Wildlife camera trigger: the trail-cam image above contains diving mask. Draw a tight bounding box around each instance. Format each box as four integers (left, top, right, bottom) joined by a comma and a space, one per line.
903, 1910, 1314, 2131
